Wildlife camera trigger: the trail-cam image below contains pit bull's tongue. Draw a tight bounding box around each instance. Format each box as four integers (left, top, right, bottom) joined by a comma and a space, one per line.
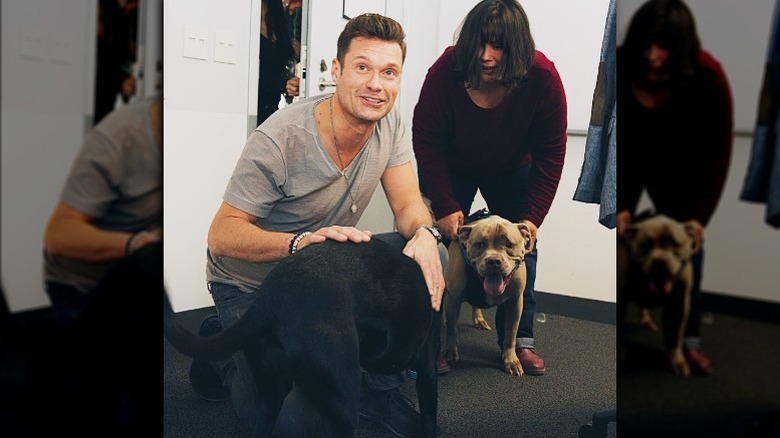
649, 279, 673, 295
483, 274, 507, 296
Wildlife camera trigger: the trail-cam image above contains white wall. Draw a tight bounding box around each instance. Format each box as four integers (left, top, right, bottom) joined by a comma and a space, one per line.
1, 0, 96, 312
163, 0, 258, 312
619, 0, 780, 304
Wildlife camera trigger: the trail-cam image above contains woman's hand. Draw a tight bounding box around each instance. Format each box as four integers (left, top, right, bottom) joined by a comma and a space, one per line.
285, 76, 300, 97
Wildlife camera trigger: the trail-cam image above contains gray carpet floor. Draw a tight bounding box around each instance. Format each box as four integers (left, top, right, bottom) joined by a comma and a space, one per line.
617, 302, 780, 438
164, 304, 616, 437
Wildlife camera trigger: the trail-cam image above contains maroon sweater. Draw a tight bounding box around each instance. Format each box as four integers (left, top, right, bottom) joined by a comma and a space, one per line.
617, 50, 733, 226
412, 46, 567, 227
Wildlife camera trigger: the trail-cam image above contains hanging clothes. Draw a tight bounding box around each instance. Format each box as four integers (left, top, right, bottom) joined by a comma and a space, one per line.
740, 0, 780, 228
573, 0, 616, 229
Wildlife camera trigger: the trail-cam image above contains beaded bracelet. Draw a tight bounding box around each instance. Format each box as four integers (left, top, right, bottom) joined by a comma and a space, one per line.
288, 231, 312, 255
125, 232, 142, 256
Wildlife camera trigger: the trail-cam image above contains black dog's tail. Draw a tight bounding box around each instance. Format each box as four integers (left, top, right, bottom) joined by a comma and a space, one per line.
163, 291, 272, 361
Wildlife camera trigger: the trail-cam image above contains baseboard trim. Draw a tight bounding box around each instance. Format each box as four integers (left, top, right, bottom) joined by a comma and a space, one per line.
534, 290, 780, 326
536, 291, 616, 325
701, 291, 780, 323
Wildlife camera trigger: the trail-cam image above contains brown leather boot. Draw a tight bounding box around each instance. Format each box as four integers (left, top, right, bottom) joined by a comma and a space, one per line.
518, 348, 546, 375
685, 348, 713, 375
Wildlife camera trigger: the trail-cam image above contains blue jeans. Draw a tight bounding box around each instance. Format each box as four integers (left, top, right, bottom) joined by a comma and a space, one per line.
422, 163, 539, 349
208, 232, 448, 433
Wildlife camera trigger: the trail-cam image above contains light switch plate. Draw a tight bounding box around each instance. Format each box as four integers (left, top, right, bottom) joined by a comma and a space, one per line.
184, 25, 208, 60
50, 33, 74, 65
214, 30, 237, 64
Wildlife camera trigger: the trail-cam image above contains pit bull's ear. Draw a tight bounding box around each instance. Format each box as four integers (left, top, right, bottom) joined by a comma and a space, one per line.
517, 224, 534, 252
683, 222, 703, 254
457, 225, 472, 242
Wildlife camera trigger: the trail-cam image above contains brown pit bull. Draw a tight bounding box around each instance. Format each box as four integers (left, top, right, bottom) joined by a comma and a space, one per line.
617, 214, 701, 377
441, 215, 533, 376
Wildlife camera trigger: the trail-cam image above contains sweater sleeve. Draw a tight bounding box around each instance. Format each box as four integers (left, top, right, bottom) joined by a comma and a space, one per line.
691, 54, 733, 226
523, 65, 568, 227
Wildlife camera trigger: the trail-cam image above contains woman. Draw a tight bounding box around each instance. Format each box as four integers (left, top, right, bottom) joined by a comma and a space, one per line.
616, 0, 733, 375
412, 0, 567, 375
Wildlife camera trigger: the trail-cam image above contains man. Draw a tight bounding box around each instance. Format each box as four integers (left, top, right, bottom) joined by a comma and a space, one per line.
40, 94, 162, 434
43, 94, 162, 328
194, 13, 445, 438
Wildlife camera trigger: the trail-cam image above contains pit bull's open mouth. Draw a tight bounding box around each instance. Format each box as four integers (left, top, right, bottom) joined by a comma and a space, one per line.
648, 273, 674, 295
482, 272, 510, 296
647, 263, 677, 295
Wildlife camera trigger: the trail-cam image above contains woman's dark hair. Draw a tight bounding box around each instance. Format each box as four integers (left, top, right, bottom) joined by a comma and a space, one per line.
337, 13, 407, 67
621, 0, 701, 86
264, 0, 294, 61
453, 0, 535, 90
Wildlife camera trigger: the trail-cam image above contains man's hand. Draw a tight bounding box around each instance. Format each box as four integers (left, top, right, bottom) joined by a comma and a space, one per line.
403, 229, 445, 311
438, 211, 464, 241
296, 225, 372, 251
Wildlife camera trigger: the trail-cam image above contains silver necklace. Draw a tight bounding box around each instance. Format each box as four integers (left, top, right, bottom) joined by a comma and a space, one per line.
329, 97, 358, 213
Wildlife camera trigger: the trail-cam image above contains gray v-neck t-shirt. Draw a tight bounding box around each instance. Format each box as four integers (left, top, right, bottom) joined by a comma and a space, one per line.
207, 94, 413, 291
43, 96, 162, 292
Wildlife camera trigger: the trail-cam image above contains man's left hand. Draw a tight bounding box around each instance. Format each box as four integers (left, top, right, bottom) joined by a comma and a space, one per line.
403, 230, 444, 312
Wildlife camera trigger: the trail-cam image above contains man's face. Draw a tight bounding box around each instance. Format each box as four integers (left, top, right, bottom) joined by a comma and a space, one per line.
331, 37, 403, 123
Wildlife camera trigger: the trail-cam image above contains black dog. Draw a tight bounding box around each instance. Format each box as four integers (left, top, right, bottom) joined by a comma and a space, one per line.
163, 239, 440, 437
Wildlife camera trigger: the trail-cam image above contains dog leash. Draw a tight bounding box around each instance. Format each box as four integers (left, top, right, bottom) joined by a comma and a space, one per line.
463, 207, 493, 224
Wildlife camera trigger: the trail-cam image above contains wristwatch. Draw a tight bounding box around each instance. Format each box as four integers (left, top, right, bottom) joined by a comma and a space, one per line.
417, 225, 442, 242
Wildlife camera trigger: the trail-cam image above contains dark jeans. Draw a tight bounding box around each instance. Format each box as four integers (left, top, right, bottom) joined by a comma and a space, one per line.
422, 163, 539, 349
684, 245, 704, 347
208, 232, 447, 435
44, 282, 91, 329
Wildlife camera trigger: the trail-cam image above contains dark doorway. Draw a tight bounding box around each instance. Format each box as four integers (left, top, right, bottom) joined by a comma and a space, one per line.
94, 0, 139, 126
